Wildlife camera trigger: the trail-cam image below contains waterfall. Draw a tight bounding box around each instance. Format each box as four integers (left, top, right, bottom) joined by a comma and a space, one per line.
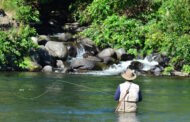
76, 55, 158, 76
76, 44, 86, 58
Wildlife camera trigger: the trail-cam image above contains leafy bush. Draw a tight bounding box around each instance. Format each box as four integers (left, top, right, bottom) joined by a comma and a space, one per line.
182, 65, 190, 74
0, 24, 38, 68
143, 0, 190, 68
74, 0, 152, 24
162, 66, 174, 76
16, 0, 40, 23
80, 15, 143, 56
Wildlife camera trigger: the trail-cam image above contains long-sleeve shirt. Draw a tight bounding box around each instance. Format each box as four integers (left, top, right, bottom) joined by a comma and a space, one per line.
114, 85, 142, 101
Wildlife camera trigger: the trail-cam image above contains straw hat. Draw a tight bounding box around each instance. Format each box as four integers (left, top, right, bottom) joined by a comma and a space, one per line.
121, 69, 136, 81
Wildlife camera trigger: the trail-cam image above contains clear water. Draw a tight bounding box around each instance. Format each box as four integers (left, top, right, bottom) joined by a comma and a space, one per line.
0, 72, 190, 122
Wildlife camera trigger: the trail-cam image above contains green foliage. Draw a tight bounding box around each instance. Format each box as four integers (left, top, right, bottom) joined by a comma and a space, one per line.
16, 0, 40, 23
182, 65, 190, 74
0, 24, 38, 68
143, 0, 190, 68
72, 0, 152, 24
162, 66, 174, 76
80, 15, 143, 56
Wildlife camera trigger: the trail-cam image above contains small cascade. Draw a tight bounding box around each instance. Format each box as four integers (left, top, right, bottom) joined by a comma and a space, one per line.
76, 44, 86, 58
77, 55, 158, 76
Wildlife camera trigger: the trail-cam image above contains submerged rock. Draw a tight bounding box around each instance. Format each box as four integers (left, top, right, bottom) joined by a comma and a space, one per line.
70, 58, 95, 70
129, 61, 144, 71
45, 41, 68, 59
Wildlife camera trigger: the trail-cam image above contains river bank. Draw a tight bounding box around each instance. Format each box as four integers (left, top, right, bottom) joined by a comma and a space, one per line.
0, 6, 189, 77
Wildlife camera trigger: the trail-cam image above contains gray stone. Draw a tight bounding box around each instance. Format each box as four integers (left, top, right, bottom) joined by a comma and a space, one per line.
86, 56, 102, 62
70, 58, 95, 70
98, 48, 116, 59
80, 38, 94, 47
115, 48, 126, 60
31, 37, 38, 44
75, 26, 87, 32
102, 57, 115, 64
42, 65, 53, 72
56, 60, 64, 68
45, 41, 68, 59
171, 71, 189, 77
37, 45, 55, 66
57, 33, 72, 42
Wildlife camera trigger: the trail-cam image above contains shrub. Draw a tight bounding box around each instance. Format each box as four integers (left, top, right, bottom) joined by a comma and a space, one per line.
0, 24, 38, 68
80, 15, 143, 56
162, 66, 174, 76
182, 65, 190, 74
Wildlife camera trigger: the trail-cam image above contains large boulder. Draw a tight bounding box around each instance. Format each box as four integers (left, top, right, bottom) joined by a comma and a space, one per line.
45, 41, 68, 59
42, 65, 53, 72
86, 56, 102, 62
70, 58, 95, 70
97, 48, 116, 59
37, 45, 55, 66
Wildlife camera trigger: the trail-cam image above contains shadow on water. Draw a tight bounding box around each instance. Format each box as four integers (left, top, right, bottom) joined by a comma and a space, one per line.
0, 72, 190, 121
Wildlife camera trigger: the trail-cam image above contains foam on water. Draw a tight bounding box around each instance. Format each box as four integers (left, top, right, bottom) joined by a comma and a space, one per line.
76, 56, 158, 76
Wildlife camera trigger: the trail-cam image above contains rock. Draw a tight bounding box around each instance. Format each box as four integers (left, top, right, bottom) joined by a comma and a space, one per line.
102, 57, 115, 64
94, 62, 109, 70
29, 62, 42, 72
38, 35, 50, 45
37, 45, 55, 66
70, 58, 95, 70
75, 26, 87, 32
148, 53, 170, 67
0, 12, 13, 31
121, 54, 135, 61
152, 67, 162, 76
66, 43, 77, 57
56, 60, 64, 68
86, 56, 102, 62
115, 48, 126, 60
63, 22, 80, 32
42, 65, 53, 72
45, 41, 68, 59
56, 33, 72, 42
98, 48, 116, 59
80, 38, 94, 47
129, 61, 144, 71
171, 71, 189, 77
0, 9, 6, 16
31, 37, 38, 44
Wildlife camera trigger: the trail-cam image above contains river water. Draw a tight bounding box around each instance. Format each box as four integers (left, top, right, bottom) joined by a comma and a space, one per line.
0, 72, 189, 122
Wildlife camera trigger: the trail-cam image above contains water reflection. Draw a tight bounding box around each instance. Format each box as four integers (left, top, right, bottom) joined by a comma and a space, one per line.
117, 112, 140, 122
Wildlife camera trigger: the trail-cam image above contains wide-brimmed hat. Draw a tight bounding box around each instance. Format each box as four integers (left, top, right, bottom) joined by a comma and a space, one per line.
121, 69, 136, 81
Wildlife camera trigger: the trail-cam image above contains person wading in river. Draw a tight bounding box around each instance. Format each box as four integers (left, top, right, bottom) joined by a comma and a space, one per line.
114, 69, 142, 112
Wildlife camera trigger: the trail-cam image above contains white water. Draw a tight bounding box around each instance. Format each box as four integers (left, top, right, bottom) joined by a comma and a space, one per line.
76, 44, 86, 58
77, 56, 158, 76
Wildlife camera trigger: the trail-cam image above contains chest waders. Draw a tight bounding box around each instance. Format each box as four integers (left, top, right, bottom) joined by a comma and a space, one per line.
115, 83, 131, 112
